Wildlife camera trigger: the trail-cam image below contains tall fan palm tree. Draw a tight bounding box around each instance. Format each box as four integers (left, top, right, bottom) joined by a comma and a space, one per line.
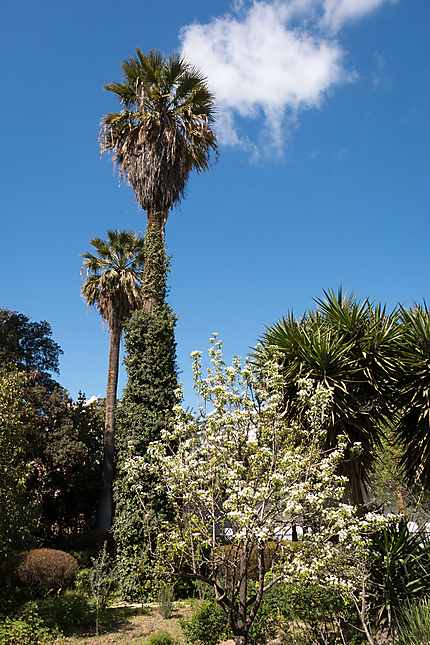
100, 49, 217, 312
82, 230, 145, 530
257, 290, 401, 505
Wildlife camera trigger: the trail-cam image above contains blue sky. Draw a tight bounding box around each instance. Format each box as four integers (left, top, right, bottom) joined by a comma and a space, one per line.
1, 0, 429, 405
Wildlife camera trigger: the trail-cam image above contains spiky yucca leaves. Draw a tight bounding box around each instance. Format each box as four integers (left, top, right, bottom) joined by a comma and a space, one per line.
397, 598, 430, 645
81, 230, 145, 530
100, 49, 217, 221
368, 519, 430, 634
396, 305, 430, 489
257, 290, 401, 505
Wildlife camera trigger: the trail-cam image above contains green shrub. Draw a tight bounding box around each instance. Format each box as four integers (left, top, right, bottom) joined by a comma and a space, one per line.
69, 549, 94, 568
20, 592, 93, 634
180, 600, 230, 645
16, 549, 78, 593
249, 587, 282, 644
251, 583, 356, 644
0, 615, 54, 645
396, 598, 430, 645
74, 567, 92, 596
145, 631, 176, 645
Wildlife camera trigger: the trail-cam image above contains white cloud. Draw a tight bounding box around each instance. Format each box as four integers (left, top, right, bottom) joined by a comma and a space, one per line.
322, 0, 396, 31
180, 0, 396, 155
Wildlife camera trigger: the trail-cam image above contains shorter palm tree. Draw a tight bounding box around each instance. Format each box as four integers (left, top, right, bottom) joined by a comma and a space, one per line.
82, 230, 145, 530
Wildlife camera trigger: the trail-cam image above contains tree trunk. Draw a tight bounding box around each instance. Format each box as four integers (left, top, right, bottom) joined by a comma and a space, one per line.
142, 211, 167, 314
232, 548, 250, 645
97, 319, 121, 530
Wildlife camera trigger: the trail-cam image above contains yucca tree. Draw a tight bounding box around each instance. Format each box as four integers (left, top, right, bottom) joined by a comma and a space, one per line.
257, 290, 401, 505
395, 305, 430, 490
100, 49, 217, 312
82, 230, 145, 530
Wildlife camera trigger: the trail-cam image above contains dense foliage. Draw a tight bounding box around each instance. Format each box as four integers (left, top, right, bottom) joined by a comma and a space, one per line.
0, 369, 35, 559
0, 310, 104, 553
0, 309, 62, 379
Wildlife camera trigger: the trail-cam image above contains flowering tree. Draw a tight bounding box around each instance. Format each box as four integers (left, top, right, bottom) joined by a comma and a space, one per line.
127, 337, 388, 645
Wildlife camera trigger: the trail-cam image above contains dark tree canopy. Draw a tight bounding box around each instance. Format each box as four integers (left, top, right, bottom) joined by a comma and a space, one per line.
0, 309, 62, 377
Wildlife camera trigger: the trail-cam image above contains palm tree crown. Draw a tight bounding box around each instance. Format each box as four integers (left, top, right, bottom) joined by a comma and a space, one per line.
82, 230, 145, 328
100, 49, 217, 220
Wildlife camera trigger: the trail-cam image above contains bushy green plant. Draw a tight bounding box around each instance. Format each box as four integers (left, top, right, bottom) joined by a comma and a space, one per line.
145, 631, 176, 645
0, 616, 53, 645
0, 602, 57, 645
20, 592, 93, 634
396, 598, 430, 645
74, 567, 92, 596
249, 583, 355, 644
249, 586, 282, 643
180, 600, 231, 645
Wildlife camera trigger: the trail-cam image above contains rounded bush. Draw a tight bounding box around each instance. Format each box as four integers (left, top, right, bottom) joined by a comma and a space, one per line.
145, 631, 176, 645
180, 601, 230, 645
16, 549, 78, 592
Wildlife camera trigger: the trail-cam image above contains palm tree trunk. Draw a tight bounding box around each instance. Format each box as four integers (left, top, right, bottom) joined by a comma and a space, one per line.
97, 319, 121, 530
142, 210, 167, 313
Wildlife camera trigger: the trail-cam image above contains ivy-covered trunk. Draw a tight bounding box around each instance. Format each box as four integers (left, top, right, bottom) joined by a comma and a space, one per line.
97, 318, 121, 530
113, 208, 178, 596
113, 304, 178, 597
142, 211, 167, 314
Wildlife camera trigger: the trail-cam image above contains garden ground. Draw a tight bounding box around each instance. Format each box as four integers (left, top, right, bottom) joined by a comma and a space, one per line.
56, 602, 193, 644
